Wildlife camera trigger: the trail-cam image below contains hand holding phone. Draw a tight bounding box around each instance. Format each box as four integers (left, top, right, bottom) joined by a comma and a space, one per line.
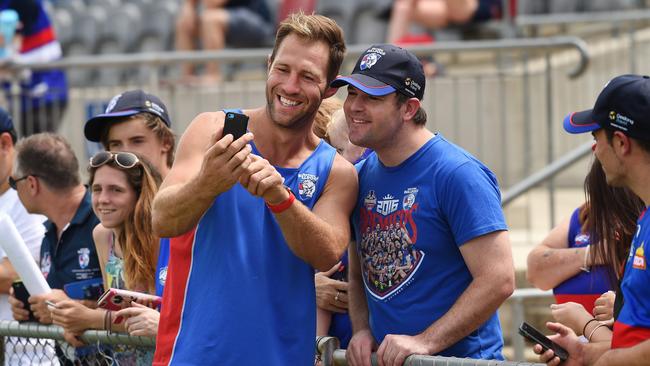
222, 112, 249, 140
519, 321, 569, 362
11, 280, 35, 322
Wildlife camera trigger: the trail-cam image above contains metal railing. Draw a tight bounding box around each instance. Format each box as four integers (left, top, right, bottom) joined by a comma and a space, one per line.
315, 288, 553, 365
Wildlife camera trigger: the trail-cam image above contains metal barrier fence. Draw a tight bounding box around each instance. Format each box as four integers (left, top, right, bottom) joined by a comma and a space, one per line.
313, 288, 553, 365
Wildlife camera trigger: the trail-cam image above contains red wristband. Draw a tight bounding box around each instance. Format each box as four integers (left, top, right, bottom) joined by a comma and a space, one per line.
266, 186, 295, 213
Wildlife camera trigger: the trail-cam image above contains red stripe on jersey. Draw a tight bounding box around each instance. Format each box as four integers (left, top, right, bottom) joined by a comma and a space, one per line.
612, 321, 650, 349
554, 294, 601, 314
153, 228, 197, 366
20, 27, 56, 53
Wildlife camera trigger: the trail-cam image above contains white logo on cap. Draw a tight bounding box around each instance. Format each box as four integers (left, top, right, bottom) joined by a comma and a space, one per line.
149, 101, 165, 115
105, 94, 122, 113
360, 53, 381, 71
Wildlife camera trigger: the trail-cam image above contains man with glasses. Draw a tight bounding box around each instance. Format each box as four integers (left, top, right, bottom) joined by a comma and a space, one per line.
0, 110, 54, 364
7, 132, 103, 365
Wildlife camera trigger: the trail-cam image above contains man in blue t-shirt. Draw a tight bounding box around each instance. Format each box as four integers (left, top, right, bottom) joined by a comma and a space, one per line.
331, 44, 515, 366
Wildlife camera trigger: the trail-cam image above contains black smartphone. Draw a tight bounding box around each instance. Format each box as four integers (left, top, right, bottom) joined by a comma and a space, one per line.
222, 112, 249, 140
12, 280, 36, 322
519, 322, 569, 362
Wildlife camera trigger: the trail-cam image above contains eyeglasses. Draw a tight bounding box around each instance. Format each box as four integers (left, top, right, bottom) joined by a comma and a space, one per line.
89, 151, 140, 169
8, 175, 34, 190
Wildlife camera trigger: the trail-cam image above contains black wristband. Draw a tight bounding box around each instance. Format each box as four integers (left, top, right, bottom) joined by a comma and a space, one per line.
582, 318, 598, 336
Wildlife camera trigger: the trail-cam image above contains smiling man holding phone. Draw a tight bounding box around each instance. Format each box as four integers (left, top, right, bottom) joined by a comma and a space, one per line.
152, 13, 358, 365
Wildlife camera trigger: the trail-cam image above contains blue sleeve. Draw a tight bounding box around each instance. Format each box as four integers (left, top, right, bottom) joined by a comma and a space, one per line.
439, 161, 507, 246
567, 207, 583, 247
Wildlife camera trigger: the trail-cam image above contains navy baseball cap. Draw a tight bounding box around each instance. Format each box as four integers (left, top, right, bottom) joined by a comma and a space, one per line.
331, 44, 425, 100
84, 90, 171, 142
0, 107, 13, 133
563, 74, 650, 140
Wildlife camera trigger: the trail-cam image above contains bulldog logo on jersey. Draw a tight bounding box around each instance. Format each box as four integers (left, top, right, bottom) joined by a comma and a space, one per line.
574, 233, 590, 247
633, 242, 646, 270
360, 53, 381, 71
298, 173, 318, 199
78, 248, 90, 269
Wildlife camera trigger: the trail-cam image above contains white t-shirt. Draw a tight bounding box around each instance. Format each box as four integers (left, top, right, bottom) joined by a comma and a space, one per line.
0, 189, 45, 318
0, 189, 55, 365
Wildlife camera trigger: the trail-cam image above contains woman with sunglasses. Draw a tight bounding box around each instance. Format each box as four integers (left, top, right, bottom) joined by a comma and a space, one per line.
50, 151, 161, 365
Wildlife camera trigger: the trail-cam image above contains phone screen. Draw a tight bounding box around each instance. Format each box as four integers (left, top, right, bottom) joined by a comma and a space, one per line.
222, 112, 249, 140
519, 322, 569, 361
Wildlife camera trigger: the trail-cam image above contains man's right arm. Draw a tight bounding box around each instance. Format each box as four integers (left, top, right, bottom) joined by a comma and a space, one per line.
152, 112, 253, 238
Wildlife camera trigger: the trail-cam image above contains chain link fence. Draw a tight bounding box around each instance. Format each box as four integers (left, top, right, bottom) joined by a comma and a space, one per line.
0, 321, 154, 366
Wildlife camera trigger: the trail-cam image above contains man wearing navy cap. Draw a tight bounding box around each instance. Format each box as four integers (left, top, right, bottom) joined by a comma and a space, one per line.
84, 89, 175, 178
537, 74, 650, 366
332, 44, 514, 365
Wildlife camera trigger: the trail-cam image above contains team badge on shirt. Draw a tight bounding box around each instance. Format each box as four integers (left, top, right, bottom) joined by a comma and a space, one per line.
78, 248, 90, 269
298, 173, 318, 199
40, 252, 51, 278
633, 242, 646, 270
402, 188, 418, 210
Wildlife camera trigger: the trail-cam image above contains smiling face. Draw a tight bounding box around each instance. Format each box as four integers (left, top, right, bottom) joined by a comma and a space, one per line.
344, 86, 405, 151
327, 109, 367, 163
91, 165, 137, 229
265, 34, 331, 130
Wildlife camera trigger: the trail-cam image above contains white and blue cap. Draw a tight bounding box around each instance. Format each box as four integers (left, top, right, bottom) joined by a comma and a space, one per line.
563, 74, 650, 140
331, 44, 425, 100
84, 89, 171, 142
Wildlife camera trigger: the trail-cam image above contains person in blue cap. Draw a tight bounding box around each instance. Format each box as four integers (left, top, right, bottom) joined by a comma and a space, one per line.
536, 74, 650, 366
331, 44, 514, 366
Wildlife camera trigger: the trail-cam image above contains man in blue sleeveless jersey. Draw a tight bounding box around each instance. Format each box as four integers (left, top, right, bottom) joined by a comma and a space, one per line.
331, 44, 515, 366
536, 75, 650, 365
152, 13, 358, 365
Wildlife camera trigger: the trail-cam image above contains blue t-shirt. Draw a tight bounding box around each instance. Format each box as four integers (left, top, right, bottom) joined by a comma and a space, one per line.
40, 190, 101, 290
352, 135, 507, 359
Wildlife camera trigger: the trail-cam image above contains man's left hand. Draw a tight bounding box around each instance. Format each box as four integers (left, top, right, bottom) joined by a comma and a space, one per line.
376, 334, 431, 366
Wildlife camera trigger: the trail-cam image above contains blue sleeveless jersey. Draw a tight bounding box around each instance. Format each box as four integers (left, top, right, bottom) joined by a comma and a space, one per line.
154, 138, 337, 365
553, 207, 613, 313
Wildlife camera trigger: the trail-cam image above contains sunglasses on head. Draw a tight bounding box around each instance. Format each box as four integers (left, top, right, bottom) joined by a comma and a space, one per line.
89, 151, 140, 169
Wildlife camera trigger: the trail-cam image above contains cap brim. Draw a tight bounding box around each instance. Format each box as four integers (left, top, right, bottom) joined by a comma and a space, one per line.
563, 110, 601, 134
330, 74, 396, 96
84, 110, 141, 142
